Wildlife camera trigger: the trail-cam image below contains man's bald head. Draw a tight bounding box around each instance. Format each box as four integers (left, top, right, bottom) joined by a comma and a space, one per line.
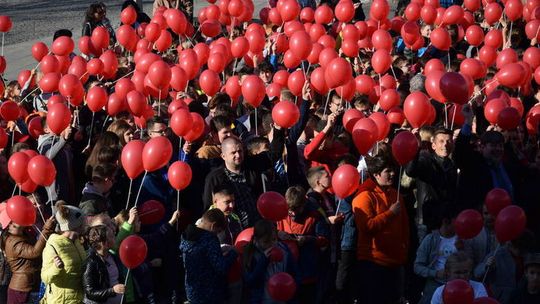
221, 137, 244, 172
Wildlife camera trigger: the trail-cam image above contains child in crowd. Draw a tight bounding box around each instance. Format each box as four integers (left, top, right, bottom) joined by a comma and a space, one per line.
180, 209, 237, 304
430, 252, 488, 303
414, 204, 461, 304
83, 225, 125, 304
277, 185, 329, 303
510, 253, 540, 304
80, 163, 117, 217
211, 186, 242, 246
242, 219, 297, 303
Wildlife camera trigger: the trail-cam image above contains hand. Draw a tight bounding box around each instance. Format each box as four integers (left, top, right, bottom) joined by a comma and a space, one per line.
323, 112, 338, 133
61, 126, 73, 140
301, 80, 311, 101
183, 141, 192, 154
53, 256, 64, 269
112, 284, 125, 294
328, 213, 344, 225
43, 217, 56, 231
486, 256, 496, 269
168, 210, 181, 226
128, 207, 138, 225
389, 201, 401, 215
461, 104, 474, 125
150, 258, 162, 267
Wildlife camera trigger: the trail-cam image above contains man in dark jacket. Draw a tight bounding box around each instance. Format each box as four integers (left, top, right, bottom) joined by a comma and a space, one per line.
180, 209, 237, 304
454, 105, 518, 211
406, 128, 458, 231
203, 137, 272, 228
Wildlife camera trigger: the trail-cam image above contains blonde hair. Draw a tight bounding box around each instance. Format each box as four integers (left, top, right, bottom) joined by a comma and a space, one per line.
445, 251, 473, 272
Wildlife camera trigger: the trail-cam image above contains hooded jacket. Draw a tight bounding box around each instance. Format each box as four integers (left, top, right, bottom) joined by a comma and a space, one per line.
180, 224, 237, 304
352, 179, 410, 267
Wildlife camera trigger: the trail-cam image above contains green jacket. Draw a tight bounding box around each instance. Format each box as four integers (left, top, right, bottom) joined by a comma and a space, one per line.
40, 234, 86, 304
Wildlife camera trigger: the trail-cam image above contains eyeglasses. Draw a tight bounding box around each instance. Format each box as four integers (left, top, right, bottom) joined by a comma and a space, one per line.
149, 129, 167, 136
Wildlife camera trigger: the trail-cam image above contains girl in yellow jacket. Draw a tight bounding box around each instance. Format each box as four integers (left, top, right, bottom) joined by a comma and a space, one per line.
40, 201, 86, 304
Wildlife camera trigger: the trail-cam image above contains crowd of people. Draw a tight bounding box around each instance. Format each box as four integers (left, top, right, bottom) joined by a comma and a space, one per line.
0, 0, 540, 303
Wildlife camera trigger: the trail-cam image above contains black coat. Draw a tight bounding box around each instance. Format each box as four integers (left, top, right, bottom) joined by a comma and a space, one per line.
83, 249, 124, 303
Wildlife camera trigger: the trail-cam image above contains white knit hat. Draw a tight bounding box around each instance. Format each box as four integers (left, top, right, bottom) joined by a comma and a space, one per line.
54, 201, 85, 232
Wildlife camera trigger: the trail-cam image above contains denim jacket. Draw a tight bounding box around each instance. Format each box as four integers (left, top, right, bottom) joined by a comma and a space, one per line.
336, 194, 357, 251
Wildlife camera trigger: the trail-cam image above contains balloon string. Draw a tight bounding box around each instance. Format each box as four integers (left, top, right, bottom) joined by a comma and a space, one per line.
20, 87, 41, 103
134, 171, 148, 207
11, 184, 18, 197
120, 269, 130, 304
11, 129, 15, 147
101, 115, 110, 133
87, 112, 95, 148
33, 225, 48, 242
507, 22, 513, 47
79, 71, 88, 80
450, 105, 457, 130
158, 89, 161, 117
482, 243, 500, 283
254, 107, 258, 136
444, 104, 449, 129
232, 58, 238, 76
390, 65, 397, 80
111, 70, 135, 84
48, 135, 56, 159
34, 193, 46, 225
125, 179, 133, 210
322, 90, 331, 118
468, 79, 498, 104
1, 32, 4, 56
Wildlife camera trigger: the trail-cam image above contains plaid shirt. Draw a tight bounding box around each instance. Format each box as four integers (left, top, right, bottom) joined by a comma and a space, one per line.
224, 169, 260, 227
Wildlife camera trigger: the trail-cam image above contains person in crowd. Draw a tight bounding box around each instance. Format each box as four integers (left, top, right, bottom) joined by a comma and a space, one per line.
277, 185, 329, 303
210, 186, 242, 246
83, 225, 125, 304
510, 253, 540, 304
454, 105, 520, 211
406, 129, 458, 232
41, 201, 87, 304
414, 204, 461, 304
82, 2, 116, 45
474, 231, 536, 303
1, 216, 56, 304
243, 219, 297, 303
84, 131, 120, 176
353, 155, 410, 304
107, 120, 134, 147
79, 163, 117, 217
466, 203, 499, 270
195, 115, 234, 160
180, 209, 237, 304
203, 137, 271, 227
430, 252, 488, 303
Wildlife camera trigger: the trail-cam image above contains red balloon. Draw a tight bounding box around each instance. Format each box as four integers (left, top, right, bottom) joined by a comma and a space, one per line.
289, 31, 312, 60
335, 0, 355, 22
371, 29, 393, 51
46, 103, 71, 135
279, 0, 301, 22
324, 57, 352, 89
332, 164, 359, 199
40, 54, 60, 74
268, 272, 296, 302
148, 60, 171, 89
257, 191, 288, 222
404, 92, 430, 128
183, 113, 205, 142
199, 70, 221, 96
497, 107, 521, 130
352, 121, 377, 155
479, 46, 498, 67
495, 205, 527, 243
119, 235, 148, 269
234, 228, 254, 253
0, 101, 20, 121
405, 3, 421, 21
465, 25, 484, 46
170, 108, 193, 137
430, 27, 451, 51
496, 48, 518, 69
126, 90, 146, 117
6, 196, 36, 227
28, 117, 44, 139
86, 86, 108, 112
91, 26, 110, 50
424, 58, 445, 75
464, 0, 480, 12
391, 131, 419, 165
505, 0, 523, 22
454, 209, 483, 239
121, 140, 145, 179
0, 128, 7, 149
343, 109, 364, 133
166, 9, 187, 34
168, 161, 192, 190
138, 200, 166, 225
225, 75, 242, 101
8, 152, 30, 184
287, 69, 305, 96
272, 100, 300, 128
310, 67, 329, 95
87, 58, 104, 76
371, 49, 392, 74
443, 279, 474, 304
379, 89, 400, 111
485, 29, 503, 49
242, 75, 266, 107
142, 136, 173, 172
440, 72, 469, 105
484, 98, 509, 124
497, 63, 525, 88
201, 20, 221, 38
370, 0, 390, 21
370, 112, 390, 141
31, 42, 49, 62
485, 188, 511, 217
300, 7, 315, 23
443, 5, 464, 24
460, 58, 486, 80
314, 5, 334, 24
121, 5, 137, 25
52, 36, 74, 56
355, 75, 376, 95
485, 3, 502, 25
0, 16, 13, 33
318, 47, 338, 68
27, 155, 56, 187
